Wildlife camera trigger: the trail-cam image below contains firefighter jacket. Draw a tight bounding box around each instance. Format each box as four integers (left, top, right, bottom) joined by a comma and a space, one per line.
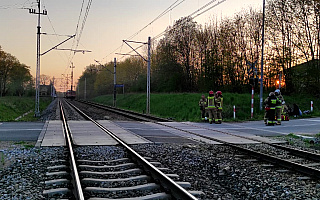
215, 96, 223, 110
199, 98, 207, 110
275, 94, 284, 109
206, 96, 215, 109
265, 95, 278, 109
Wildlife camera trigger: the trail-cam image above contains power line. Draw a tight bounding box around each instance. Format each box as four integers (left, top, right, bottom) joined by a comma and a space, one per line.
65, 0, 93, 75
0, 0, 32, 9
118, 0, 227, 60
102, 0, 185, 62
105, 0, 227, 63
153, 0, 227, 41
42, 1, 70, 64
127, 0, 186, 40
67, 0, 85, 64
75, 0, 93, 52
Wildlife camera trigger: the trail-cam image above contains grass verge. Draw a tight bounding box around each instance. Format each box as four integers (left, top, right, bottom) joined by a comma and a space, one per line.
0, 96, 52, 121
92, 93, 320, 122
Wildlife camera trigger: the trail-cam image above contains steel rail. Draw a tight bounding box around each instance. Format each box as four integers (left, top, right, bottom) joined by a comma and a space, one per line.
65, 100, 197, 200
68, 99, 320, 182
59, 101, 85, 200
270, 143, 320, 162
74, 99, 320, 179
76, 100, 171, 122
161, 122, 320, 179
179, 122, 320, 165
234, 144, 320, 179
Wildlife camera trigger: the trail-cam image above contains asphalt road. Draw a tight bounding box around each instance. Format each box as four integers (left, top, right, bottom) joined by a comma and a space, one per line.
0, 117, 319, 142
0, 122, 44, 141
196, 117, 320, 137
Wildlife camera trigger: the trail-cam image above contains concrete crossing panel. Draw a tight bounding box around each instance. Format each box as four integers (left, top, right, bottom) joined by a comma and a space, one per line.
68, 121, 118, 146
113, 121, 199, 144
98, 120, 152, 144
41, 120, 65, 147
159, 122, 260, 144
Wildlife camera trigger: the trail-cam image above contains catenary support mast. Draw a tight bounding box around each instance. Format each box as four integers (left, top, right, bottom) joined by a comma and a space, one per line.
259, 0, 266, 110
29, 0, 47, 117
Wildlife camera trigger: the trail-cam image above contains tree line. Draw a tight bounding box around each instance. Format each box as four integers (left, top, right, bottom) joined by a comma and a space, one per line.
77, 0, 320, 98
0, 46, 33, 97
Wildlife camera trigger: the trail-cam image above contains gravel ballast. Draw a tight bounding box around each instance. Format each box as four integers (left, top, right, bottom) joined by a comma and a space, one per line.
2, 142, 320, 199
132, 143, 320, 200
0, 142, 65, 200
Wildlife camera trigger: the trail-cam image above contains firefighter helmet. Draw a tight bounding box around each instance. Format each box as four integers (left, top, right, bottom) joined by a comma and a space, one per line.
275, 89, 280, 95
209, 90, 214, 95
216, 91, 222, 96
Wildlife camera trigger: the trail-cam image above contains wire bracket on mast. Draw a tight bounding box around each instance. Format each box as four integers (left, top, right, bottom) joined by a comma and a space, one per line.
40, 35, 76, 56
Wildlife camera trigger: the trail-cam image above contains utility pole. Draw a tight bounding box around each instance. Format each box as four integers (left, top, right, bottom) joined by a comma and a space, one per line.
70, 63, 75, 91
147, 37, 151, 114
279, 72, 282, 89
94, 59, 118, 106
121, 36, 151, 114
259, 0, 266, 111
113, 58, 117, 107
29, 0, 47, 117
84, 78, 87, 100
51, 76, 55, 101
77, 80, 80, 99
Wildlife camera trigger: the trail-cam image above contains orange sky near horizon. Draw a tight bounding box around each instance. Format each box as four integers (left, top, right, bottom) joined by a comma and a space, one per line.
0, 0, 262, 92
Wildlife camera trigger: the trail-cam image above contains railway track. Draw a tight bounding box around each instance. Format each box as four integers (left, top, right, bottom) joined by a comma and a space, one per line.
75, 99, 172, 122
69, 99, 320, 180
44, 100, 200, 199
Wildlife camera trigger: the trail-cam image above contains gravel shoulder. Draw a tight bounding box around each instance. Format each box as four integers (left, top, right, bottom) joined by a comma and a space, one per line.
0, 142, 65, 199
132, 143, 320, 200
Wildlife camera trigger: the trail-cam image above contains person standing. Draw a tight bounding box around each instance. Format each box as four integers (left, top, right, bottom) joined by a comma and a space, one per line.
198, 94, 207, 121
264, 92, 278, 126
214, 91, 223, 124
206, 91, 216, 124
274, 89, 284, 125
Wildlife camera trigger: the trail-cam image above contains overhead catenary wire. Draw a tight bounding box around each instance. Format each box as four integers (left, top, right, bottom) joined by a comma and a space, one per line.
126, 0, 186, 41
101, 0, 186, 62
152, 0, 227, 41
0, 0, 32, 9
66, 0, 92, 73
42, 1, 70, 64
106, 0, 227, 63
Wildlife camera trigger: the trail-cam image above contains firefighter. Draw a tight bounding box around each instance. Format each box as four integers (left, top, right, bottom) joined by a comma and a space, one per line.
264, 92, 278, 126
206, 90, 216, 124
198, 94, 207, 121
274, 89, 284, 125
214, 91, 223, 124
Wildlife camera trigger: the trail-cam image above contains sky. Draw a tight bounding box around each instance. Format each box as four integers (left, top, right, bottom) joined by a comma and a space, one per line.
0, 0, 262, 91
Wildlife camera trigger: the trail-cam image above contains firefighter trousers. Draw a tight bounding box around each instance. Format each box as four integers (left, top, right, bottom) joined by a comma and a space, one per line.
276, 107, 282, 124
207, 108, 215, 123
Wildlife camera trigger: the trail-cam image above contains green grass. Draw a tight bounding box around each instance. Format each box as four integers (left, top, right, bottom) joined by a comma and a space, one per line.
93, 93, 320, 122
14, 141, 34, 149
0, 96, 52, 121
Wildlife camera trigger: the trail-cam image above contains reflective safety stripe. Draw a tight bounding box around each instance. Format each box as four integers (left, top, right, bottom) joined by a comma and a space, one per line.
270, 107, 276, 109
271, 99, 277, 104
276, 106, 282, 108
207, 97, 215, 108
